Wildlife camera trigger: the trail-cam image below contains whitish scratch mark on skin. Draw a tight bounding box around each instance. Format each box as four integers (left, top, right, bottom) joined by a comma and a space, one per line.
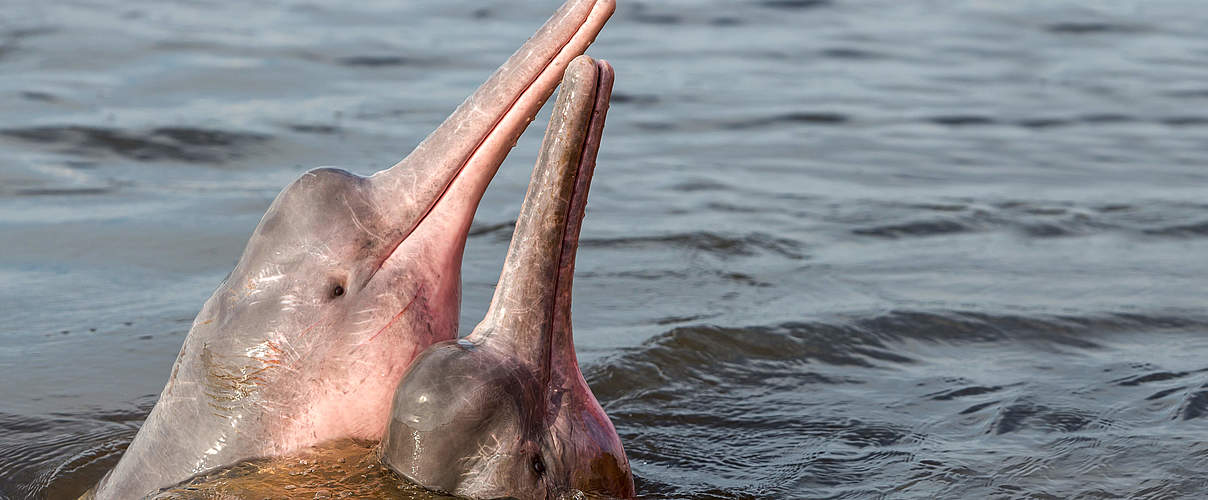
279, 294, 302, 312
345, 194, 386, 243
273, 332, 303, 366
457, 432, 509, 497
302, 242, 337, 265
349, 329, 375, 340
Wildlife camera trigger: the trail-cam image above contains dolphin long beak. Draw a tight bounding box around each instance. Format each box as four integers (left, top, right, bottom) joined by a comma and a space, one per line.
470, 55, 614, 381
368, 0, 615, 259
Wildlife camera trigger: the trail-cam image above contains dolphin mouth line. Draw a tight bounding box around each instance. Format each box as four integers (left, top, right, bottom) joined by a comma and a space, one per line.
542, 59, 613, 387
549, 66, 608, 313
366, 0, 610, 285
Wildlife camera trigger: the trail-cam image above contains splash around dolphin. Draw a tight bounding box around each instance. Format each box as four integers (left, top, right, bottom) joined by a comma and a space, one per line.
88, 1, 615, 498
382, 55, 633, 500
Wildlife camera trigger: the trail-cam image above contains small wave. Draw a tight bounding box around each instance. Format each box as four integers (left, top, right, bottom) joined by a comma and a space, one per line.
852, 218, 972, 238
929, 115, 997, 127
710, 17, 743, 27
581, 231, 807, 260
0, 26, 56, 59
928, 385, 1004, 401
0, 401, 151, 500
988, 400, 1095, 435
725, 112, 848, 129
635, 112, 848, 132
1079, 113, 1134, 124
921, 113, 1208, 129
654, 313, 721, 326
1161, 116, 1208, 127
849, 200, 1208, 240
587, 310, 1188, 402
585, 310, 1208, 497
1176, 389, 1208, 420
1145, 386, 1186, 401
335, 55, 415, 67
624, 6, 752, 27
286, 123, 340, 135
758, 0, 833, 10
1113, 370, 1201, 387
631, 13, 681, 25
672, 178, 730, 192
13, 187, 113, 197
467, 220, 515, 238
1016, 117, 1072, 128
1165, 89, 1208, 99
609, 93, 659, 106
820, 47, 886, 60
0, 126, 270, 164
1045, 22, 1147, 35
1145, 221, 1208, 237
19, 91, 57, 103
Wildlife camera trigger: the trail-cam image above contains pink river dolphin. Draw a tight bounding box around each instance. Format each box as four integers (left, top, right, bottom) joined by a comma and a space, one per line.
382, 55, 633, 500
90, 1, 616, 497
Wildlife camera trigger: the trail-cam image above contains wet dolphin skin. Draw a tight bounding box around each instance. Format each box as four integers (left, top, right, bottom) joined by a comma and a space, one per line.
382, 55, 633, 500
89, 1, 616, 498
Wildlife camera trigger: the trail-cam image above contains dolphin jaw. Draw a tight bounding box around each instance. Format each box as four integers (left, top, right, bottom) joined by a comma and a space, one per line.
364, 0, 616, 286
467, 56, 614, 389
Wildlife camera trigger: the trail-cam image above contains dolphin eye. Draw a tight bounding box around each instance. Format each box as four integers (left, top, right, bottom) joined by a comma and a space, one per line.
331, 284, 345, 298
531, 455, 545, 477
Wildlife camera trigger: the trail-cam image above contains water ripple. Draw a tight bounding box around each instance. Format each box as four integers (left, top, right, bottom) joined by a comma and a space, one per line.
1, 126, 271, 164
584, 310, 1208, 498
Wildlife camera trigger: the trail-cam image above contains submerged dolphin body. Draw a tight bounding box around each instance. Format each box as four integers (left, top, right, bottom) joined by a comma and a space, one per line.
382, 55, 633, 500
91, 1, 616, 498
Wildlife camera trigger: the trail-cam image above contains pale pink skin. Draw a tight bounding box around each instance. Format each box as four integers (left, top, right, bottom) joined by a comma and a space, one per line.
90, 1, 615, 498
382, 56, 633, 500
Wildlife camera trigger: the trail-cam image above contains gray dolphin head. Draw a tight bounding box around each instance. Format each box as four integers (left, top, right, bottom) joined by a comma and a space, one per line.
382, 55, 634, 500
93, 1, 616, 498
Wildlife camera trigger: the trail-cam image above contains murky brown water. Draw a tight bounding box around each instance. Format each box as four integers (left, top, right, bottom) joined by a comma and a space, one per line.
3, 0, 1208, 498
150, 440, 445, 500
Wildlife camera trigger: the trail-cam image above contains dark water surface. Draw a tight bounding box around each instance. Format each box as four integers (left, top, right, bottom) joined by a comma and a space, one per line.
3, 0, 1208, 498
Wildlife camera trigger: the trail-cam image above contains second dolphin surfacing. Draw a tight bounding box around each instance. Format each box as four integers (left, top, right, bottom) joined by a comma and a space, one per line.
382, 55, 633, 500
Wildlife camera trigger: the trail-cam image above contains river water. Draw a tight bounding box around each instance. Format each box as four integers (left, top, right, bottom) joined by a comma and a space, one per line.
2, 0, 1207, 498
